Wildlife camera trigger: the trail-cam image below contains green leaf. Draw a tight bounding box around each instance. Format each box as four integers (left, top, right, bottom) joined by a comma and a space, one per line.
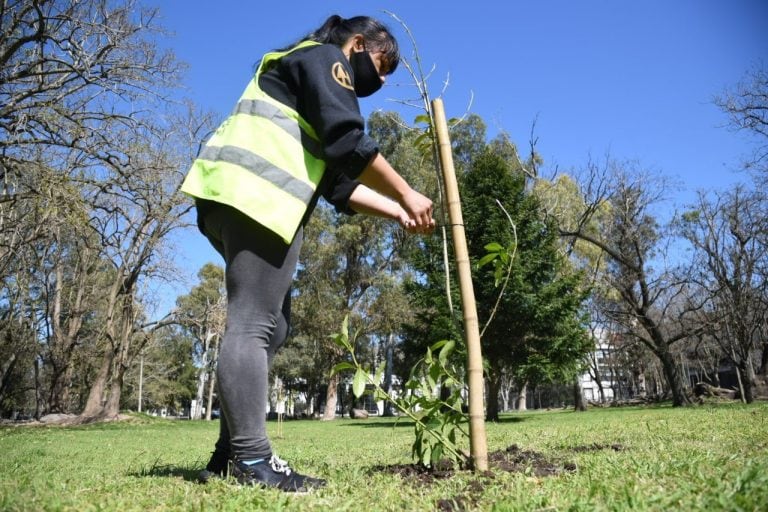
405, 379, 420, 390
477, 253, 498, 268
414, 114, 431, 125
428, 364, 442, 386
430, 340, 449, 351
330, 332, 345, 350
430, 444, 443, 465
330, 316, 352, 352
352, 368, 367, 398
438, 339, 455, 363
412, 437, 421, 461
341, 315, 349, 339
374, 362, 386, 386
484, 242, 504, 252
420, 379, 433, 397
330, 362, 355, 377
420, 444, 431, 467
414, 132, 431, 147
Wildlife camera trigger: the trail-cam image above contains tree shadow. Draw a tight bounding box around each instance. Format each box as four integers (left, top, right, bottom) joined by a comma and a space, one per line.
339, 419, 415, 428
339, 415, 528, 427
489, 415, 527, 424
127, 460, 202, 482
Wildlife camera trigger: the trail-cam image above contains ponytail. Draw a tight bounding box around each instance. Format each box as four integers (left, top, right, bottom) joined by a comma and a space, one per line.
280, 14, 400, 74
307, 14, 344, 44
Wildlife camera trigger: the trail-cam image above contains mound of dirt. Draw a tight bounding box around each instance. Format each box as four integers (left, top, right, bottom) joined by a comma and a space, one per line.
373, 444, 586, 511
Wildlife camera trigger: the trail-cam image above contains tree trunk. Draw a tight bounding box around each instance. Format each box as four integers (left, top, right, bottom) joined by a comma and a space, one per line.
734, 363, 746, 404
81, 350, 112, 418
382, 333, 394, 417
102, 363, 126, 418
48, 256, 87, 415
499, 377, 510, 412
573, 378, 586, 411
322, 373, 340, 421
138, 356, 144, 413
193, 356, 208, 420
595, 375, 606, 402
194, 331, 216, 420
0, 353, 17, 400
516, 382, 528, 411
103, 324, 135, 418
49, 362, 76, 414
737, 360, 755, 404
657, 345, 690, 406
205, 368, 216, 421
759, 340, 768, 376
60, 364, 75, 412
48, 366, 66, 414
486, 375, 501, 421
95, 294, 152, 419
34, 357, 43, 420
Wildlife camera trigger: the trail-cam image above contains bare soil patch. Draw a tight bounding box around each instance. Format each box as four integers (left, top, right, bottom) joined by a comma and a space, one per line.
372, 444, 583, 511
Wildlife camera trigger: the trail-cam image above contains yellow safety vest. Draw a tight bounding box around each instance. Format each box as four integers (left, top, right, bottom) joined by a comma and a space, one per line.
181, 40, 326, 243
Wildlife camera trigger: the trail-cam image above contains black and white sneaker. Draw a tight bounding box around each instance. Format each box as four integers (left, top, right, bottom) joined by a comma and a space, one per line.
230, 454, 326, 493
198, 449, 230, 483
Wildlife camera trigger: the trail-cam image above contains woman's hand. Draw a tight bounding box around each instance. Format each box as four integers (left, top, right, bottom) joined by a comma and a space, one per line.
394, 208, 428, 235
357, 153, 435, 233
398, 188, 435, 234
349, 183, 434, 235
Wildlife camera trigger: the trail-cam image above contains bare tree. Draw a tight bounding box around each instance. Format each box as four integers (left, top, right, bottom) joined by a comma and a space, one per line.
1, 0, 182, 259
560, 160, 701, 406
679, 186, 768, 402
714, 64, 768, 175
42, 224, 105, 413
0, 0, 198, 419
78, 104, 209, 420
176, 263, 226, 420
0, 0, 180, 156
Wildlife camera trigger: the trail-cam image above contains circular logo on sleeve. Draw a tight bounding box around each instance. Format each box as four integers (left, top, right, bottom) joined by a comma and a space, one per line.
331, 62, 354, 91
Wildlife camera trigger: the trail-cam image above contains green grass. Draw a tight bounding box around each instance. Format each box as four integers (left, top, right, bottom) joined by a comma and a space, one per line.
2, 403, 767, 511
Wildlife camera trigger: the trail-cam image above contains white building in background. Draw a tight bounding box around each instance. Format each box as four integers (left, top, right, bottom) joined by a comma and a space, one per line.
580, 344, 615, 402
580, 327, 629, 403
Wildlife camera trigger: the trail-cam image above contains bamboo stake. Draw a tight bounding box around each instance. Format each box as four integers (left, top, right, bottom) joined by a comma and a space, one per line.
431, 98, 488, 471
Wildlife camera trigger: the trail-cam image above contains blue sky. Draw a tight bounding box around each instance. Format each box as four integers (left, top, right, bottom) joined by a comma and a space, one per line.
151, 0, 767, 309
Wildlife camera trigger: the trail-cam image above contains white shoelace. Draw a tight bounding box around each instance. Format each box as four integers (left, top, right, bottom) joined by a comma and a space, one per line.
269, 454, 292, 475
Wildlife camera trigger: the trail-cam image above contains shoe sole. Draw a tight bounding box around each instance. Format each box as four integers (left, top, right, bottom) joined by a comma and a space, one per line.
234, 474, 325, 493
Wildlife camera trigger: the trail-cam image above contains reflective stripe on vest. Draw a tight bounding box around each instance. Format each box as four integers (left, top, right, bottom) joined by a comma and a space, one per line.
181, 40, 325, 243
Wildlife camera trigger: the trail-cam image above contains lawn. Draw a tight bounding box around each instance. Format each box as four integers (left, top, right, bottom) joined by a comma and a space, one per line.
1, 403, 767, 511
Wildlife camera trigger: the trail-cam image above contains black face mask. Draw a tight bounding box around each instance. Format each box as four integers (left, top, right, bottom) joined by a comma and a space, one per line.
350, 50, 382, 98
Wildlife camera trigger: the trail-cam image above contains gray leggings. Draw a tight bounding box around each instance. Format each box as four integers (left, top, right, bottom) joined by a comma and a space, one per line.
199, 202, 302, 461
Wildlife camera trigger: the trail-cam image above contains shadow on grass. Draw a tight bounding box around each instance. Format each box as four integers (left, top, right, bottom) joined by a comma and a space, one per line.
338, 414, 527, 428
128, 460, 202, 483
338, 419, 415, 428
491, 415, 527, 424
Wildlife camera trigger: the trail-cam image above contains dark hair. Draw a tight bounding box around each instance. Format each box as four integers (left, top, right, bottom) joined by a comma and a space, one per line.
296, 15, 400, 74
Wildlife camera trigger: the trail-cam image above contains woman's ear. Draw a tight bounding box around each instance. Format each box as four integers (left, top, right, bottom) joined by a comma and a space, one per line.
352, 34, 365, 52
